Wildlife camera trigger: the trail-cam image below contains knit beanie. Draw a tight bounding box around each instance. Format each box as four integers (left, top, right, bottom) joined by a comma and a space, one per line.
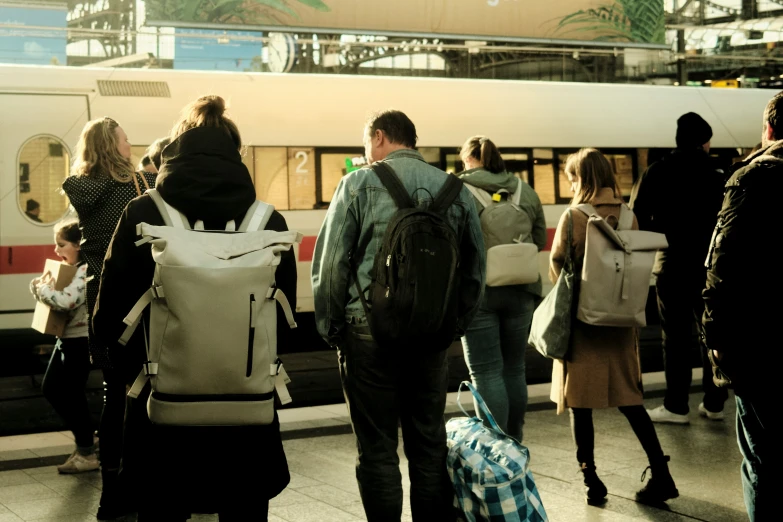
676, 112, 713, 149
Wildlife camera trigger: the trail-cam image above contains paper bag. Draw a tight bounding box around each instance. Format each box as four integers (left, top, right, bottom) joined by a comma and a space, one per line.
31, 259, 78, 337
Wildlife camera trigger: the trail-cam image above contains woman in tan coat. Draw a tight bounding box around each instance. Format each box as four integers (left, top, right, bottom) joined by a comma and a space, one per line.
550, 148, 678, 506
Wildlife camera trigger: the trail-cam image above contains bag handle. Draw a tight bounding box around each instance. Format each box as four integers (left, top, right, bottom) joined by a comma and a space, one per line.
430, 174, 463, 214
563, 208, 574, 271
457, 381, 506, 435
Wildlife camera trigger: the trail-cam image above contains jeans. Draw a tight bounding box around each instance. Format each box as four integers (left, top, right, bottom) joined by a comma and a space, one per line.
338, 324, 454, 522
460, 286, 535, 441
570, 406, 664, 466
656, 273, 728, 415
736, 391, 775, 521
41, 338, 94, 448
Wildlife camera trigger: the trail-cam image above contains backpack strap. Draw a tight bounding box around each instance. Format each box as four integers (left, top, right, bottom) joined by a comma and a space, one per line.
371, 161, 415, 209
464, 183, 493, 209
618, 204, 634, 231
431, 175, 464, 214
575, 203, 597, 217
238, 200, 274, 232
146, 189, 190, 229
511, 178, 523, 206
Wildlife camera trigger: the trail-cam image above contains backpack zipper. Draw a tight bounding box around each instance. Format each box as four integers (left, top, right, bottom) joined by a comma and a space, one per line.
247, 294, 256, 377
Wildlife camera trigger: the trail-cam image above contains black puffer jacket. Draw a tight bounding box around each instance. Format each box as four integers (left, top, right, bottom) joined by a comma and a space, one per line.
631, 148, 727, 277
62, 170, 156, 368
93, 126, 294, 511
702, 141, 780, 392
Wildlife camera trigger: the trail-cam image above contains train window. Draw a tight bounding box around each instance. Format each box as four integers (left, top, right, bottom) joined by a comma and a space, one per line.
533, 149, 555, 204
418, 147, 441, 167
253, 147, 289, 210
443, 152, 463, 175
502, 152, 531, 184
605, 153, 634, 197
318, 149, 363, 204
288, 147, 316, 210
18, 136, 71, 225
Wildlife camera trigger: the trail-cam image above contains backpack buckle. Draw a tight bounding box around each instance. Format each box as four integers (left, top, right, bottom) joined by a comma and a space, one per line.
266, 286, 279, 300
151, 285, 165, 299
143, 361, 158, 376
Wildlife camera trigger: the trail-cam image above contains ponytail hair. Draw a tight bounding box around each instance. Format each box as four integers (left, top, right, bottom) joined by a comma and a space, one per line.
170, 95, 241, 149
460, 136, 505, 174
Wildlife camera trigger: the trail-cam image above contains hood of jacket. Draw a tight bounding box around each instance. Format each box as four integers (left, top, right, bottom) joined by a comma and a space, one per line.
459, 168, 519, 193
748, 139, 783, 166
62, 175, 116, 218
155, 127, 256, 223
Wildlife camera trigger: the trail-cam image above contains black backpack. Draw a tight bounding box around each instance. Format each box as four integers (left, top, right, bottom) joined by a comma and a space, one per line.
351, 161, 464, 352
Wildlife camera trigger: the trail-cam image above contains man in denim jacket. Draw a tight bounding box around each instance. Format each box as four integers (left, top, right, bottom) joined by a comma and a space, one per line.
312, 110, 485, 521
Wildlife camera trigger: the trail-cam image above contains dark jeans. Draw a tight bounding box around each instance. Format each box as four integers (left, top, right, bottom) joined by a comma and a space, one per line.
460, 286, 535, 442
570, 406, 664, 465
339, 324, 454, 522
656, 274, 729, 415
735, 391, 776, 522
99, 368, 127, 471
41, 337, 94, 448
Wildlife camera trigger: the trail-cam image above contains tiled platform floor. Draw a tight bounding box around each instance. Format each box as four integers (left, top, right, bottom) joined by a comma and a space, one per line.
0, 379, 747, 521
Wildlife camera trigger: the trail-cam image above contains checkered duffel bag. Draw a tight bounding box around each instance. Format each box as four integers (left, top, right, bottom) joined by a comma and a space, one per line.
446, 381, 548, 522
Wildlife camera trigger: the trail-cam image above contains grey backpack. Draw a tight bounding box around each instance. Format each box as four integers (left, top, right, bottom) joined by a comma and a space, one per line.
575, 204, 667, 327
465, 178, 539, 286
120, 189, 302, 426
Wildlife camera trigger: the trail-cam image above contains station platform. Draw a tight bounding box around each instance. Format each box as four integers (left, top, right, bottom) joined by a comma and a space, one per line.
0, 370, 747, 522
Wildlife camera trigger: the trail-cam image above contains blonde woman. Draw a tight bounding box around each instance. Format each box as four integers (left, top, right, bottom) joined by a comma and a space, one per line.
62, 117, 156, 520
549, 148, 677, 506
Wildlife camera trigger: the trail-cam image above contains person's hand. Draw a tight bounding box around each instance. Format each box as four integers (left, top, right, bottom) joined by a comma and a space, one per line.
40, 271, 54, 286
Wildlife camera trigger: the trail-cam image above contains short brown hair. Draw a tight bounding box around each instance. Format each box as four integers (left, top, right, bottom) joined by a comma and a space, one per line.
764, 92, 783, 139
564, 148, 620, 205
170, 95, 241, 149
365, 110, 417, 148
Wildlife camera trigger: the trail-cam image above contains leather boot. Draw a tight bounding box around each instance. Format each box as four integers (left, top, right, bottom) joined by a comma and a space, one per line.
96, 467, 131, 520
580, 463, 608, 505
636, 455, 679, 504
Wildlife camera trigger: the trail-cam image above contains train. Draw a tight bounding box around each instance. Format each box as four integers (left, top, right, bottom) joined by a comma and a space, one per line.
0, 64, 774, 406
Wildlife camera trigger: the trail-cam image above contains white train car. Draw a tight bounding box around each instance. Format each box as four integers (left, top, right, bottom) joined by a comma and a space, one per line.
0, 64, 773, 343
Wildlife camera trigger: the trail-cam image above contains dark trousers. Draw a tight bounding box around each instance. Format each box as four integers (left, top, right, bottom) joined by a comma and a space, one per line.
570, 406, 664, 465
735, 390, 777, 522
339, 324, 454, 522
99, 368, 127, 470
656, 274, 729, 415
41, 337, 94, 448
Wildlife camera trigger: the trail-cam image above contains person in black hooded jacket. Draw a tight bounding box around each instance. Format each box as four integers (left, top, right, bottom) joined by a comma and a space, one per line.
631, 112, 729, 425
93, 95, 294, 520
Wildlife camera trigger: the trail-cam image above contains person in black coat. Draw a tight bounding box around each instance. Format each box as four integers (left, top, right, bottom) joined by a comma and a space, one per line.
93, 95, 294, 520
631, 112, 729, 425
61, 116, 155, 520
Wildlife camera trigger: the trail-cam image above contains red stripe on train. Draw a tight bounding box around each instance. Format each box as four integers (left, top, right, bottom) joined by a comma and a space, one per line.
1, 229, 557, 274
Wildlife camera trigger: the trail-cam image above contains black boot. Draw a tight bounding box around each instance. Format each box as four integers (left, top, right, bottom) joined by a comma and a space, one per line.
96, 468, 131, 520
579, 463, 608, 505
636, 455, 679, 504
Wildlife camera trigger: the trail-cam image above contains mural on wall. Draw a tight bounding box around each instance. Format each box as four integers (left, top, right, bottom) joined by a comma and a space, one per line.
145, 0, 329, 25
145, 0, 664, 45
552, 0, 665, 44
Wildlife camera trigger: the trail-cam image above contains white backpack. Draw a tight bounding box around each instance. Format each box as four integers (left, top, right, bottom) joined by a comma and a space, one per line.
465, 178, 539, 287
120, 189, 302, 426
575, 204, 667, 327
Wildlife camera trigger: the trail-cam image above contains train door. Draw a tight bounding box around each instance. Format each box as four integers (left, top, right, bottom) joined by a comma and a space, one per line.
0, 93, 89, 333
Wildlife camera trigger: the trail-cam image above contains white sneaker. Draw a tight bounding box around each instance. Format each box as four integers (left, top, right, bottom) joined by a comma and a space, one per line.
698, 402, 725, 421
646, 405, 690, 424
57, 451, 99, 474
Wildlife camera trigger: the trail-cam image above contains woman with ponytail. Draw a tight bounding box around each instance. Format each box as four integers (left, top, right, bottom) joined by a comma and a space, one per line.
62, 117, 155, 520
93, 95, 294, 520
458, 136, 547, 442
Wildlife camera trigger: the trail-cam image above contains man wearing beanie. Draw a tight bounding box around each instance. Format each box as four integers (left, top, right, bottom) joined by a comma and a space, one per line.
631, 112, 729, 425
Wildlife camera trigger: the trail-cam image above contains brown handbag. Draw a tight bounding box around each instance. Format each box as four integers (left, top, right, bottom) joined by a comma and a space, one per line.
132, 172, 151, 197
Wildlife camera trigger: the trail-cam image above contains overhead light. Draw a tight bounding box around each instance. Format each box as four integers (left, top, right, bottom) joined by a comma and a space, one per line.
674, 81, 680, 86
704, 79, 713, 84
